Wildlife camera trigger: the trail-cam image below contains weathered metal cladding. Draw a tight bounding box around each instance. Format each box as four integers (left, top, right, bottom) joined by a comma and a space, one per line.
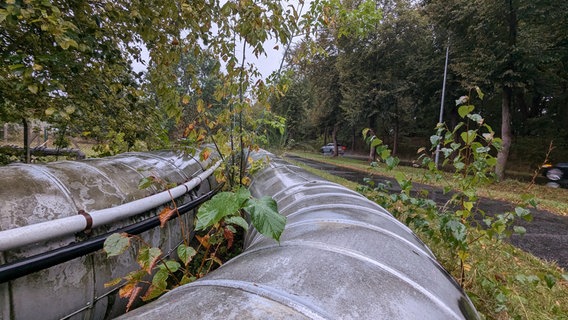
118, 152, 479, 320
0, 151, 213, 320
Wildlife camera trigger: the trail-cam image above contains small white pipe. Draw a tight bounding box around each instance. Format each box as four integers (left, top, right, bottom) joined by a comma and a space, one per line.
0, 161, 221, 252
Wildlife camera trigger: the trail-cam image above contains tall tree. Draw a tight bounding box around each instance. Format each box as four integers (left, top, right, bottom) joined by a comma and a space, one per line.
425, 0, 568, 179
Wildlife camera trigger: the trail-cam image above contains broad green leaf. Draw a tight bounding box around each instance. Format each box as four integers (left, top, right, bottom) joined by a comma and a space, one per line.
235, 187, 252, 207
158, 260, 180, 273
460, 130, 476, 145
385, 156, 399, 170
196, 192, 241, 230
245, 196, 285, 242
430, 135, 441, 146
177, 244, 197, 265
103, 233, 131, 257
458, 105, 475, 118
444, 219, 467, 242
225, 215, 249, 231
394, 172, 407, 187
370, 137, 383, 149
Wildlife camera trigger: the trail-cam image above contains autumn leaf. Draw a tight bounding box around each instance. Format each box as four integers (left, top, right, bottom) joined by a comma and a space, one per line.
223, 227, 234, 248
200, 148, 211, 161
126, 286, 143, 312
159, 207, 177, 227
196, 234, 210, 249
119, 282, 136, 299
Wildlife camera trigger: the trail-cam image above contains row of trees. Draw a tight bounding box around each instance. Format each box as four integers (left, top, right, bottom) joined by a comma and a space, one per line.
2, 0, 567, 179
1, 0, 311, 167
273, 0, 568, 179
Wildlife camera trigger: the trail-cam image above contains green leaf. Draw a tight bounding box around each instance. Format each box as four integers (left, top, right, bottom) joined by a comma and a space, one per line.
196, 192, 241, 230
138, 247, 162, 273
103, 233, 131, 257
460, 130, 476, 145
159, 260, 180, 273
467, 113, 483, 124
370, 137, 383, 149
385, 156, 399, 170
138, 176, 154, 189
513, 226, 526, 235
235, 187, 252, 207
225, 215, 249, 231
28, 84, 38, 94
177, 244, 197, 265
445, 219, 467, 242
245, 196, 286, 242
430, 135, 441, 146
458, 105, 475, 118
544, 274, 556, 289
475, 86, 484, 100
45, 107, 56, 116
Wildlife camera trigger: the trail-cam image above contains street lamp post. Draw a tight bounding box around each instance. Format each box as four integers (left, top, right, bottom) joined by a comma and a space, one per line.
435, 43, 450, 169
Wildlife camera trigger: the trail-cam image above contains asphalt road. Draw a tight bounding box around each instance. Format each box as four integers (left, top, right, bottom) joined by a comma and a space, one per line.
284, 154, 568, 271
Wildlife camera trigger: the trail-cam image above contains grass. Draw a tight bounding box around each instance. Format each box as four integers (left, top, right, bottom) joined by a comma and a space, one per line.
283, 150, 568, 320
284, 151, 568, 216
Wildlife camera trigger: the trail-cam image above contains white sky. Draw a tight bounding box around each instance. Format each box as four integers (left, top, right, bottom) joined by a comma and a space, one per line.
132, 0, 310, 80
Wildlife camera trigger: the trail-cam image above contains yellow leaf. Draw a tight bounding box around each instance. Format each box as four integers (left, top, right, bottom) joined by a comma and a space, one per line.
196, 234, 210, 249
64, 105, 75, 114
28, 84, 38, 94
182, 95, 190, 105
197, 99, 205, 113
119, 283, 136, 299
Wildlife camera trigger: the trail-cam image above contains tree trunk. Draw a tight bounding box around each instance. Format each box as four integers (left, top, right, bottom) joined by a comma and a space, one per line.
22, 118, 30, 163
496, 87, 513, 180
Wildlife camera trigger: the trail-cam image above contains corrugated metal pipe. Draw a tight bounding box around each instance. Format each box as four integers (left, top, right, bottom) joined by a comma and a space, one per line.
119, 151, 480, 319
0, 159, 221, 252
0, 150, 220, 320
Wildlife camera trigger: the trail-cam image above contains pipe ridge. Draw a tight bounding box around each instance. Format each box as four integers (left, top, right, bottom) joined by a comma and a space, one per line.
177, 279, 329, 320
245, 203, 417, 250
277, 191, 382, 215
270, 181, 362, 202
23, 164, 78, 212
235, 240, 463, 320
281, 218, 434, 258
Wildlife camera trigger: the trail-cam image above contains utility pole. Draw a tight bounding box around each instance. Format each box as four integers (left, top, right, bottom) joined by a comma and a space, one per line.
434, 43, 450, 169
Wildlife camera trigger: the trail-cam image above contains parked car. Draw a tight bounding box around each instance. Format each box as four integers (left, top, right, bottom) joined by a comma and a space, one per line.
542, 162, 568, 188
320, 143, 347, 155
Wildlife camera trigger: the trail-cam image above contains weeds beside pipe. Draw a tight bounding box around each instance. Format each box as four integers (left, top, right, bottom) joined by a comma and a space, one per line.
0, 161, 221, 252
0, 183, 223, 283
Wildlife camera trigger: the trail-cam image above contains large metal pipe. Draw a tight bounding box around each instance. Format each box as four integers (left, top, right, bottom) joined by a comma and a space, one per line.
119, 151, 479, 319
0, 150, 218, 320
0, 159, 220, 252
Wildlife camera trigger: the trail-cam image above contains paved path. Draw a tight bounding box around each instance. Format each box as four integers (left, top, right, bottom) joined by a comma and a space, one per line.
285, 154, 568, 270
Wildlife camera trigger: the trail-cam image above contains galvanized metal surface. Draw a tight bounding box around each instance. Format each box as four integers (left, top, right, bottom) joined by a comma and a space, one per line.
0, 151, 214, 320
119, 152, 479, 319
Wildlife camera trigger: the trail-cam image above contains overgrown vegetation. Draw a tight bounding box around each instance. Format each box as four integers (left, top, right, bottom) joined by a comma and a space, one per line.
282, 89, 568, 319
285, 153, 568, 319
103, 180, 284, 311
